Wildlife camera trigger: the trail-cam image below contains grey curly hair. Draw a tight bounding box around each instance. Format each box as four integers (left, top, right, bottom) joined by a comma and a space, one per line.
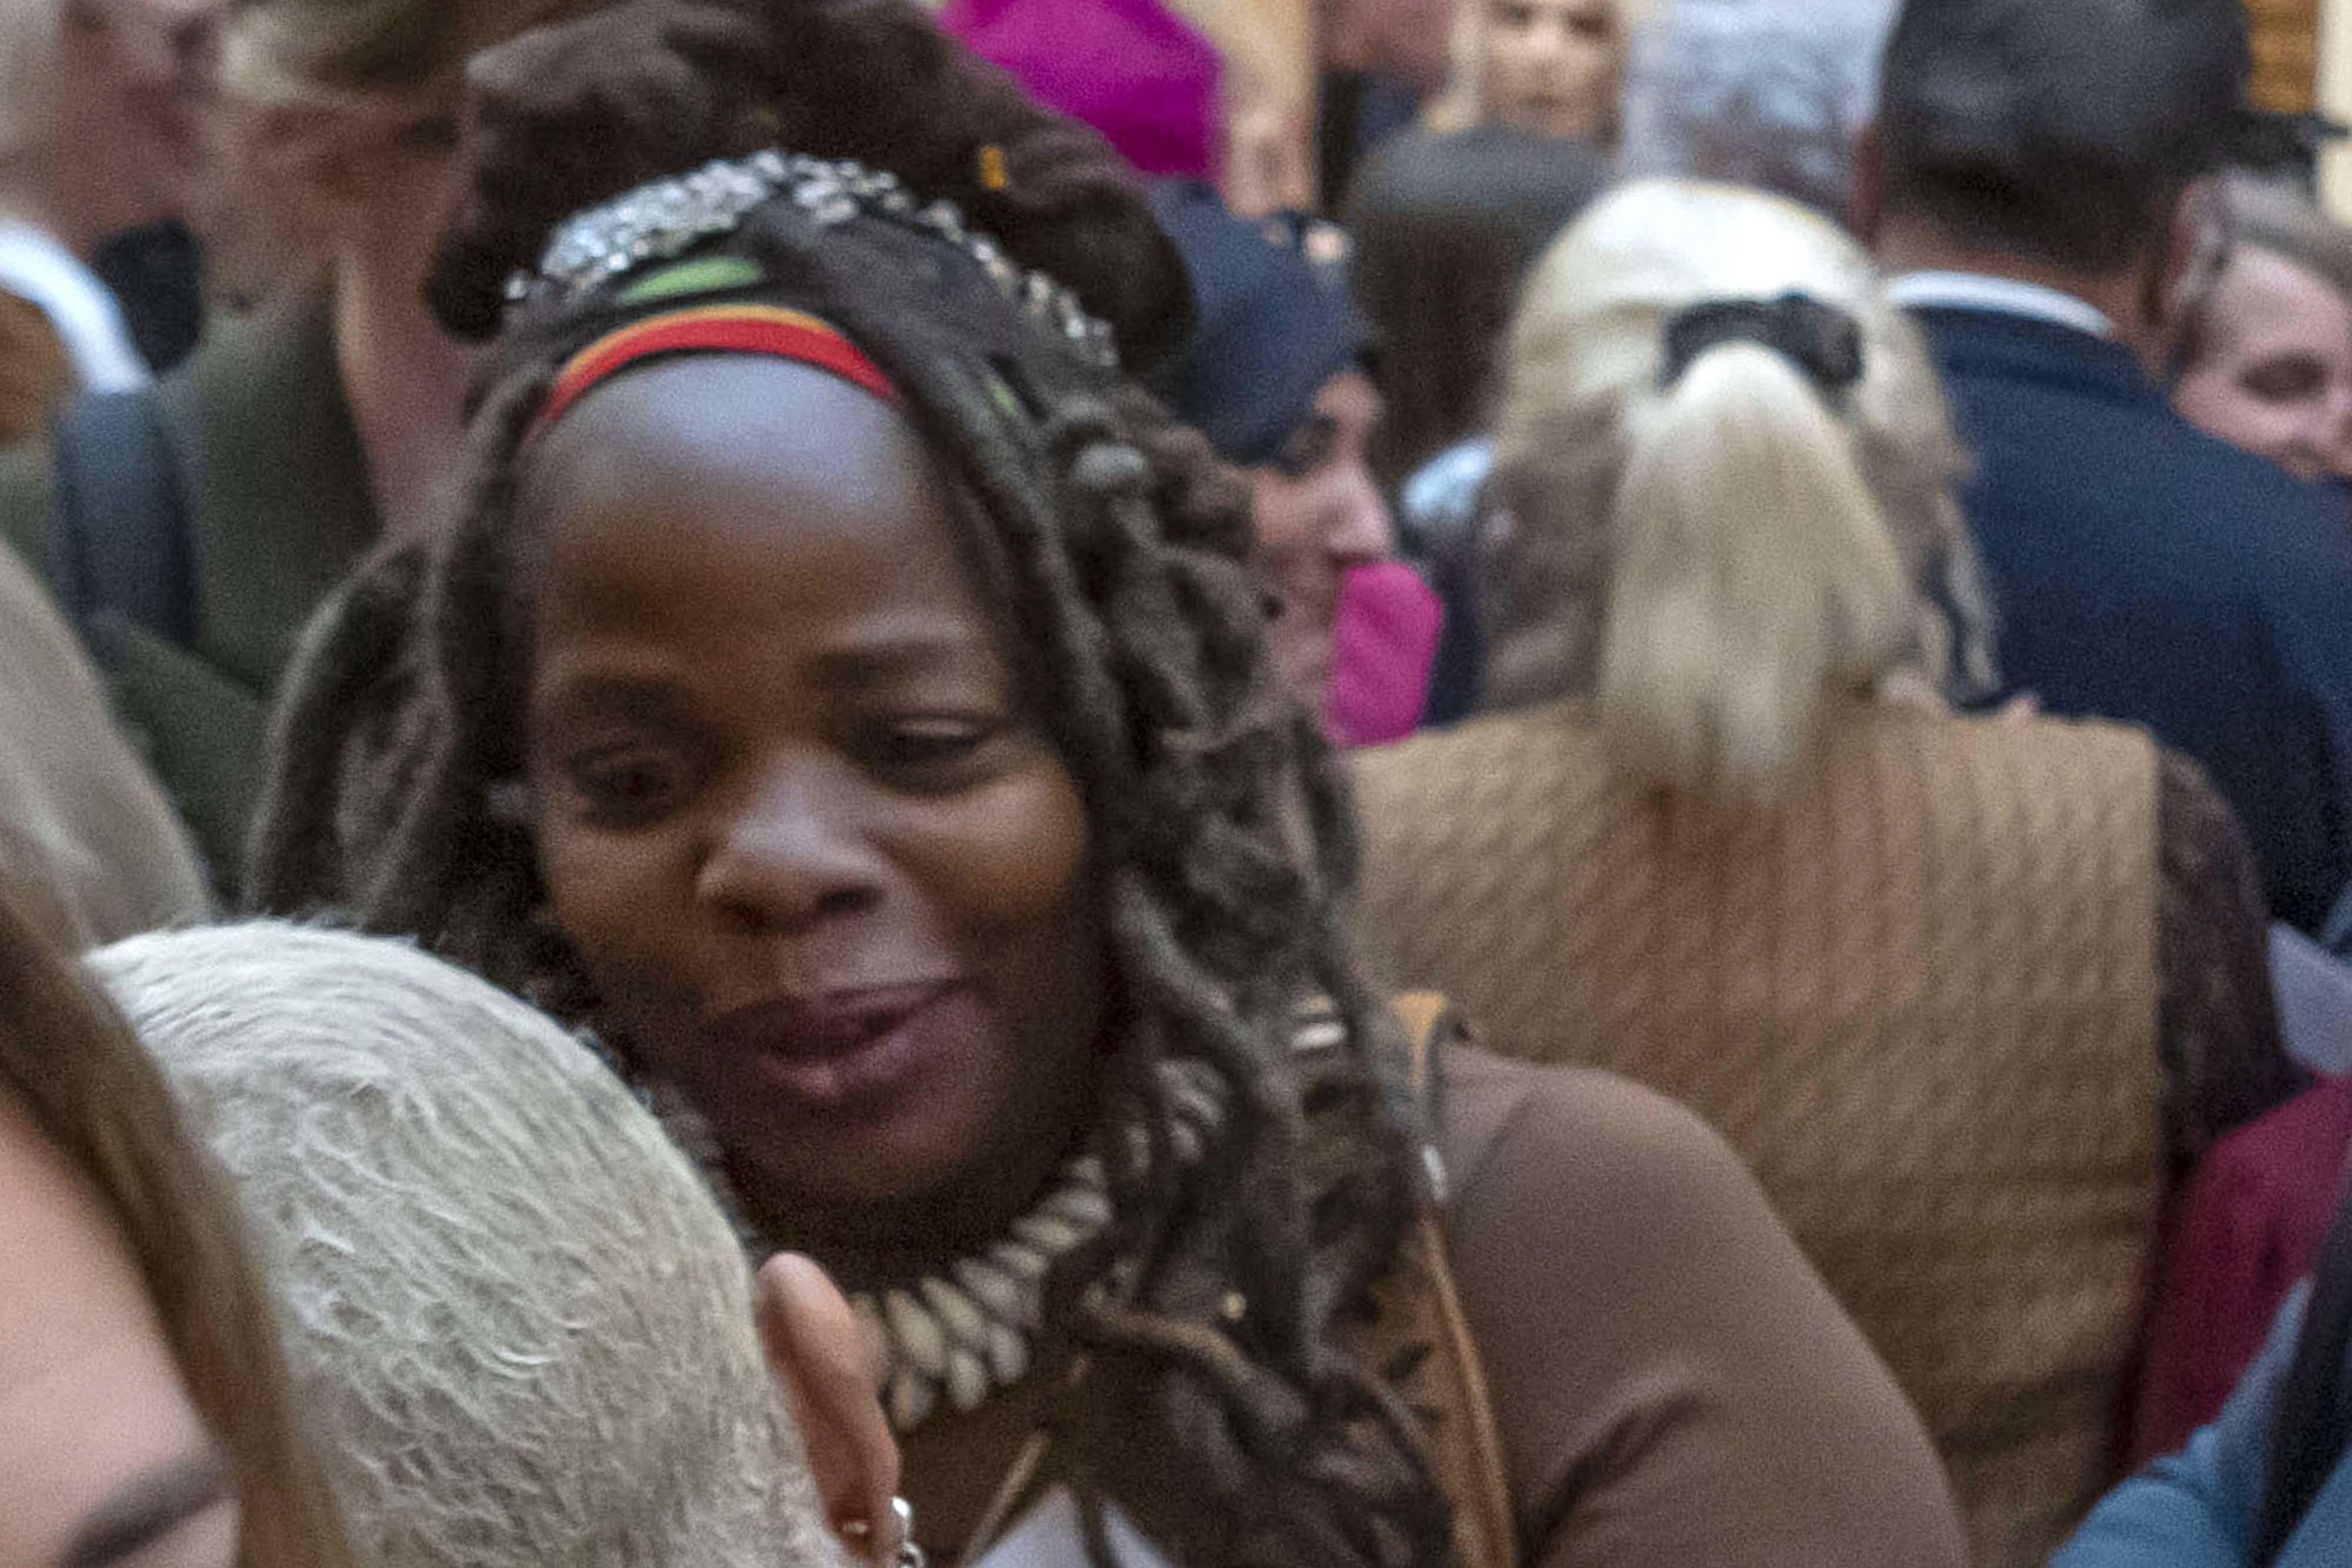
1616, 0, 1895, 222
85, 920, 843, 1568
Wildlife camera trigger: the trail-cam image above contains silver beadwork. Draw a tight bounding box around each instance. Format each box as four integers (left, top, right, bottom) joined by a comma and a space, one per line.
506, 149, 1121, 369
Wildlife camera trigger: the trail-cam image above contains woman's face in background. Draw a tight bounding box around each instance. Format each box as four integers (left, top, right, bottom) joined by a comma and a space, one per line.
2175, 245, 2352, 484
0, 1092, 235, 1568
1250, 370, 1395, 713
1479, 0, 1624, 143
55, 0, 219, 240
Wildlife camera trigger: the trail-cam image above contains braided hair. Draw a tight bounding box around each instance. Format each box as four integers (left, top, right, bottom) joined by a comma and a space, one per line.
248, 5, 1451, 1564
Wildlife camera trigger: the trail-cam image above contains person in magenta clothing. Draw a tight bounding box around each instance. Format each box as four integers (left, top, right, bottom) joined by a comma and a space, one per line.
1142, 180, 1439, 743
940, 0, 1221, 178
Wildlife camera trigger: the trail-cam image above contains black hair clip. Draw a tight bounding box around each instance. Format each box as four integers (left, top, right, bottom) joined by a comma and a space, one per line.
1661, 292, 1865, 397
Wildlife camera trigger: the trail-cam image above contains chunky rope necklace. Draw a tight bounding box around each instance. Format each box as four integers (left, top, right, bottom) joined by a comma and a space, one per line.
640, 999, 1349, 1435
646, 1050, 1234, 1435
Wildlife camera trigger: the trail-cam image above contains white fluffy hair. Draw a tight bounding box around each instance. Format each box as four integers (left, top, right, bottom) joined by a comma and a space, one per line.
1616, 0, 1896, 220
1482, 178, 1993, 800
85, 921, 843, 1568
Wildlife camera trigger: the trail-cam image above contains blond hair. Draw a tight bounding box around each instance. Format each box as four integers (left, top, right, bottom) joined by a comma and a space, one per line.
220, 0, 593, 108
1482, 178, 1991, 800
89, 922, 841, 1568
0, 892, 353, 1568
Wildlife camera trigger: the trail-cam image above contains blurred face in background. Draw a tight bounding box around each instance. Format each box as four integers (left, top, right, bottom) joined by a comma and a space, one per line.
0, 1091, 236, 1568
54, 0, 219, 240
1250, 369, 1395, 710
1320, 0, 1455, 89
1480, 0, 1624, 143
2176, 245, 2352, 484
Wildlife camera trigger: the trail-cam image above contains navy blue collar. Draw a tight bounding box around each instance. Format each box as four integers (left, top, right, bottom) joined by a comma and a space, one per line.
1905, 305, 2162, 413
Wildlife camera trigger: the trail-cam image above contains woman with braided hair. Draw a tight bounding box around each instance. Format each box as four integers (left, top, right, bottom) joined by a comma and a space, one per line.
245, 8, 1963, 1565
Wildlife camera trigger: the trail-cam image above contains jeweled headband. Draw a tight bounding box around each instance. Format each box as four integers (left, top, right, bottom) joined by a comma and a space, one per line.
502, 148, 1122, 371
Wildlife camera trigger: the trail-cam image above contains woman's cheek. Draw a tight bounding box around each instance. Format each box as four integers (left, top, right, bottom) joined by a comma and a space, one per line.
920, 764, 1092, 926
539, 825, 691, 974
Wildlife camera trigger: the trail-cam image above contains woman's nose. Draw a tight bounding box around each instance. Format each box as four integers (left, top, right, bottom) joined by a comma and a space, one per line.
1326, 468, 1396, 569
695, 763, 887, 934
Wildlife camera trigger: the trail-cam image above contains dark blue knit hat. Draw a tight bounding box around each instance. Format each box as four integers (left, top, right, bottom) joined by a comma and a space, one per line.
1145, 179, 1374, 469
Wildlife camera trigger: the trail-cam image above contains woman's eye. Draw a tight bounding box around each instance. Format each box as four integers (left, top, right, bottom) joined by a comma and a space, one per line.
861, 719, 999, 786
2241, 356, 2328, 404
564, 746, 695, 824
1271, 423, 1338, 480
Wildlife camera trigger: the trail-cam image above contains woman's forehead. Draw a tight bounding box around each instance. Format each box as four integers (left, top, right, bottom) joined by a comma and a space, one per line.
522, 353, 930, 523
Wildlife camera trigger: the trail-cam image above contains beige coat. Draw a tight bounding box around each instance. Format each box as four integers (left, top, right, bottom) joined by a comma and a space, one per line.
0, 538, 206, 950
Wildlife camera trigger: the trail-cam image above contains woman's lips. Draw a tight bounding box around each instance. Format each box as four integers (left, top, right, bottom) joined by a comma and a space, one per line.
704, 981, 968, 1118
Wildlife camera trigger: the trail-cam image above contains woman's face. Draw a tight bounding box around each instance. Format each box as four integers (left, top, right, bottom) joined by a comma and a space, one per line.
306, 92, 469, 295
1479, 0, 1623, 143
0, 1094, 236, 1568
1250, 370, 1395, 712
2175, 245, 2352, 483
56, 0, 218, 238
523, 356, 1106, 1236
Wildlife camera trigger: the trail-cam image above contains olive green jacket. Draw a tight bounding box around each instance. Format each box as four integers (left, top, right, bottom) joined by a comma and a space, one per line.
0, 293, 380, 888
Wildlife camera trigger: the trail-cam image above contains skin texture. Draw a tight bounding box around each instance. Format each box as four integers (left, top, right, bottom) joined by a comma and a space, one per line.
2175, 244, 2352, 483
1250, 369, 1395, 713
0, 1092, 236, 1568
1863, 146, 2219, 384
1319, 0, 1455, 89
299, 92, 483, 537
1480, 0, 1622, 144
51, 0, 217, 248
521, 355, 1107, 1284
755, 1252, 904, 1566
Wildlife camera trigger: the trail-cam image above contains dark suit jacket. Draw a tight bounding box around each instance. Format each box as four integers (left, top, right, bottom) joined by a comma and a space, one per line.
1917, 306, 2352, 934
0, 292, 379, 888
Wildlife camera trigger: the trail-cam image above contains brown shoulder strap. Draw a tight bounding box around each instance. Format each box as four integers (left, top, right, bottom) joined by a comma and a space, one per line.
1361, 992, 1519, 1568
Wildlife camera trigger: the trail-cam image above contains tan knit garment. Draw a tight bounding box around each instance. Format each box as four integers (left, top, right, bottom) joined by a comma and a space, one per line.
1352, 701, 2163, 1568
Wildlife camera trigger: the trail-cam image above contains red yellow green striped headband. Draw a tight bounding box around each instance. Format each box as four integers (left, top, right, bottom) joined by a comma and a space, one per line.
531, 302, 898, 440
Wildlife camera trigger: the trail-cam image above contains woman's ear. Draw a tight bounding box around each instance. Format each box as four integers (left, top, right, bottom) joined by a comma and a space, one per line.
754, 1252, 903, 1566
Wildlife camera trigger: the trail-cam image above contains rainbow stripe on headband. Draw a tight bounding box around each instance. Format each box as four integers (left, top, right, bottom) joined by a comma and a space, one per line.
531, 303, 899, 439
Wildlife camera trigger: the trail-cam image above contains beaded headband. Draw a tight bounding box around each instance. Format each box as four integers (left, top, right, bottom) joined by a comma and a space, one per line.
530, 303, 898, 440
505, 148, 1121, 370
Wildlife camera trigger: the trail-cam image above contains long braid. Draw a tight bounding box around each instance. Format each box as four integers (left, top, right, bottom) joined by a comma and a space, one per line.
250, 22, 1449, 1567
245, 547, 428, 912
827, 272, 1441, 1564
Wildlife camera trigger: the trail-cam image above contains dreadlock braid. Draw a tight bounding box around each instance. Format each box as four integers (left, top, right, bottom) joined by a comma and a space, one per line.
249, 16, 1449, 1566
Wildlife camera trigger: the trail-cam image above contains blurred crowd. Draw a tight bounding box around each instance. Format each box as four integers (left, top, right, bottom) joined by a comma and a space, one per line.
9, 0, 2352, 1566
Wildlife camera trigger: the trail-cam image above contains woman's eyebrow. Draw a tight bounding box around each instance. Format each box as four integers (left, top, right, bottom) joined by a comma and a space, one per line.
61, 1449, 230, 1568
